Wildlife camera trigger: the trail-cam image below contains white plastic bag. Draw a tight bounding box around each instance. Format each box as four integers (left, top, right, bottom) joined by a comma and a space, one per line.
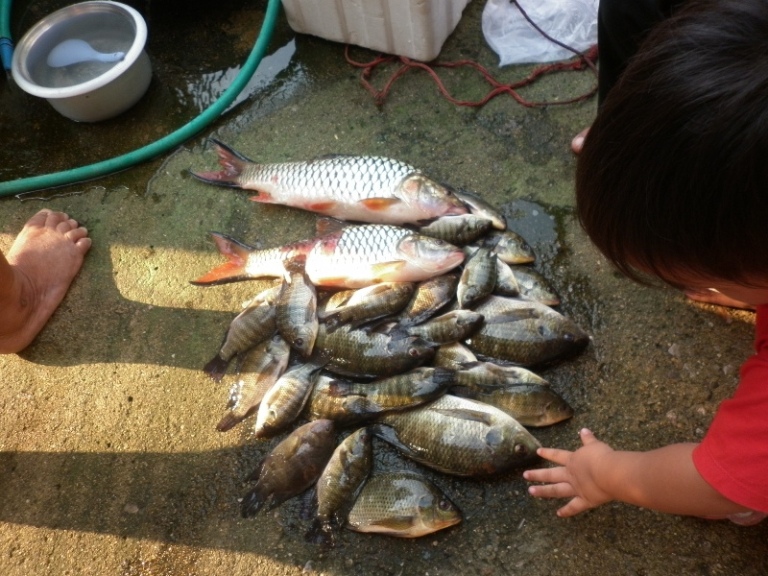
482, 0, 598, 65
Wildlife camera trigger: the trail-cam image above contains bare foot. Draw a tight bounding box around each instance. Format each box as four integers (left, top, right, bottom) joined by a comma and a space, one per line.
0, 209, 92, 353
571, 127, 590, 154
684, 289, 756, 311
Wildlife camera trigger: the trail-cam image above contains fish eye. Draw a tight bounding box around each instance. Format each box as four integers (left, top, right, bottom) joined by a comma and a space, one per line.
514, 443, 529, 456
438, 497, 452, 511
295, 337, 305, 346
408, 347, 421, 357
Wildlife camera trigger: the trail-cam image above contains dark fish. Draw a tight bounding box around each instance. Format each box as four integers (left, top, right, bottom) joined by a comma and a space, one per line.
393, 271, 460, 327
405, 310, 484, 346
253, 361, 324, 438
509, 265, 560, 306
373, 394, 541, 477
318, 282, 415, 331
418, 214, 493, 245
241, 419, 337, 517
476, 230, 535, 264
432, 342, 478, 370
306, 367, 454, 426
452, 382, 573, 427
202, 284, 280, 382
276, 257, 318, 358
314, 323, 435, 379
346, 471, 462, 537
216, 334, 290, 432
458, 247, 497, 308
450, 187, 507, 230
465, 295, 588, 366
308, 427, 373, 546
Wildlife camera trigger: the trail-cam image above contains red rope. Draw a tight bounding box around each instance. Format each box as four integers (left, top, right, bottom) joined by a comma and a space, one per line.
345, 45, 599, 108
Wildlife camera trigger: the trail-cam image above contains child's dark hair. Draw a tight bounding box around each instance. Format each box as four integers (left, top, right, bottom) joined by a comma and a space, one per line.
576, 0, 768, 287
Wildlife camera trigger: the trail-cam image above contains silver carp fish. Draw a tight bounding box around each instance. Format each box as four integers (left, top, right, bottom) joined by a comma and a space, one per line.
191, 225, 465, 289
192, 140, 468, 224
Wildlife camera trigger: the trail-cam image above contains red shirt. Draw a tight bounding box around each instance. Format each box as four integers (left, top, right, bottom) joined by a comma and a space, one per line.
692, 304, 768, 513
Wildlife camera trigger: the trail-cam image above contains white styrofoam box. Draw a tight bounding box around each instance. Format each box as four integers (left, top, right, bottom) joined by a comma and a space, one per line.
281, 0, 473, 62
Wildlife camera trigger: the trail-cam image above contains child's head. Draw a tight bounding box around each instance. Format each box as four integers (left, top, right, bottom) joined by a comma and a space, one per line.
576, 0, 768, 293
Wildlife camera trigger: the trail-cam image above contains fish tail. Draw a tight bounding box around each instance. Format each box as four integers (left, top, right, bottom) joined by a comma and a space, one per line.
203, 354, 230, 382
190, 233, 254, 285
240, 487, 268, 518
432, 366, 456, 387
216, 411, 245, 432
190, 139, 254, 187
305, 519, 336, 547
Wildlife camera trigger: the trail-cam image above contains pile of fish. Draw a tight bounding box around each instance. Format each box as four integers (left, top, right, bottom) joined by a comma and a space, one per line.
191, 140, 589, 542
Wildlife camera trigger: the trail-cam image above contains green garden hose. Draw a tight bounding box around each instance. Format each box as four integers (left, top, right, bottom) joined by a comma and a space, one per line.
0, 0, 281, 196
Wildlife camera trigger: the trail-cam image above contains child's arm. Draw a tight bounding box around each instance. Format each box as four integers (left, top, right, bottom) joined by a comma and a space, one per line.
523, 428, 750, 518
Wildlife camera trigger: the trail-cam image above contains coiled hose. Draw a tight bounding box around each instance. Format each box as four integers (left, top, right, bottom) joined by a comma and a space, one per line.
0, 0, 281, 196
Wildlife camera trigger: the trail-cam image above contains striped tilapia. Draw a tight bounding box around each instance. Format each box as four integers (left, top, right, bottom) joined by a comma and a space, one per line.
192, 140, 468, 224
346, 471, 462, 538
372, 394, 541, 477
191, 224, 465, 289
465, 295, 588, 366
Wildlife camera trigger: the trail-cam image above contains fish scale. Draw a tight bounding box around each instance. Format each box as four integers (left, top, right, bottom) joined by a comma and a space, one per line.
192, 140, 469, 224
244, 156, 417, 201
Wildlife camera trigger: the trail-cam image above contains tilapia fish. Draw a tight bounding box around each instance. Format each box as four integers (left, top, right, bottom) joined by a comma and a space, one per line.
216, 334, 290, 432
276, 258, 318, 358
305, 368, 455, 426
465, 295, 588, 366
314, 323, 435, 379
202, 284, 280, 382
404, 310, 484, 346
452, 382, 574, 427
308, 427, 373, 546
253, 361, 324, 438
373, 394, 541, 477
241, 419, 337, 517
318, 282, 415, 331
191, 225, 465, 289
393, 271, 460, 327
192, 139, 468, 224
346, 471, 462, 538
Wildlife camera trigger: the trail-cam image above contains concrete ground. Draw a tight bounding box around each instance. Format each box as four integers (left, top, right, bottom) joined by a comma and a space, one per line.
1, 1, 766, 575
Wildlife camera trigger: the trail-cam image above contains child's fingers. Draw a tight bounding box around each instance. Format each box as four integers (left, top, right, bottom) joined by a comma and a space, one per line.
523, 465, 565, 484
579, 428, 598, 445
534, 446, 572, 465
527, 481, 575, 500
557, 498, 592, 518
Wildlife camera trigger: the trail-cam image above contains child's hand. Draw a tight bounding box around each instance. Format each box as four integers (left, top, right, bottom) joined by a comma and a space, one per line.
523, 428, 614, 517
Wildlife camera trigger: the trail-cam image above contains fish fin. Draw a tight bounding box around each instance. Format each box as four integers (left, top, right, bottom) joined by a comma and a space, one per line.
370, 261, 406, 281
190, 232, 254, 285
190, 139, 254, 187
305, 519, 337, 548
360, 197, 402, 211
370, 423, 416, 457
481, 308, 539, 324
210, 138, 255, 163
432, 367, 456, 387
203, 355, 230, 382
216, 410, 251, 432
305, 201, 338, 213
241, 487, 271, 518
248, 192, 278, 203
315, 217, 348, 236
190, 262, 252, 285
283, 253, 308, 274
433, 407, 493, 426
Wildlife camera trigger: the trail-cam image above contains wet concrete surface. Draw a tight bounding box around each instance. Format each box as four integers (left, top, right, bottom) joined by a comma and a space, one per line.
2, 1, 767, 575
